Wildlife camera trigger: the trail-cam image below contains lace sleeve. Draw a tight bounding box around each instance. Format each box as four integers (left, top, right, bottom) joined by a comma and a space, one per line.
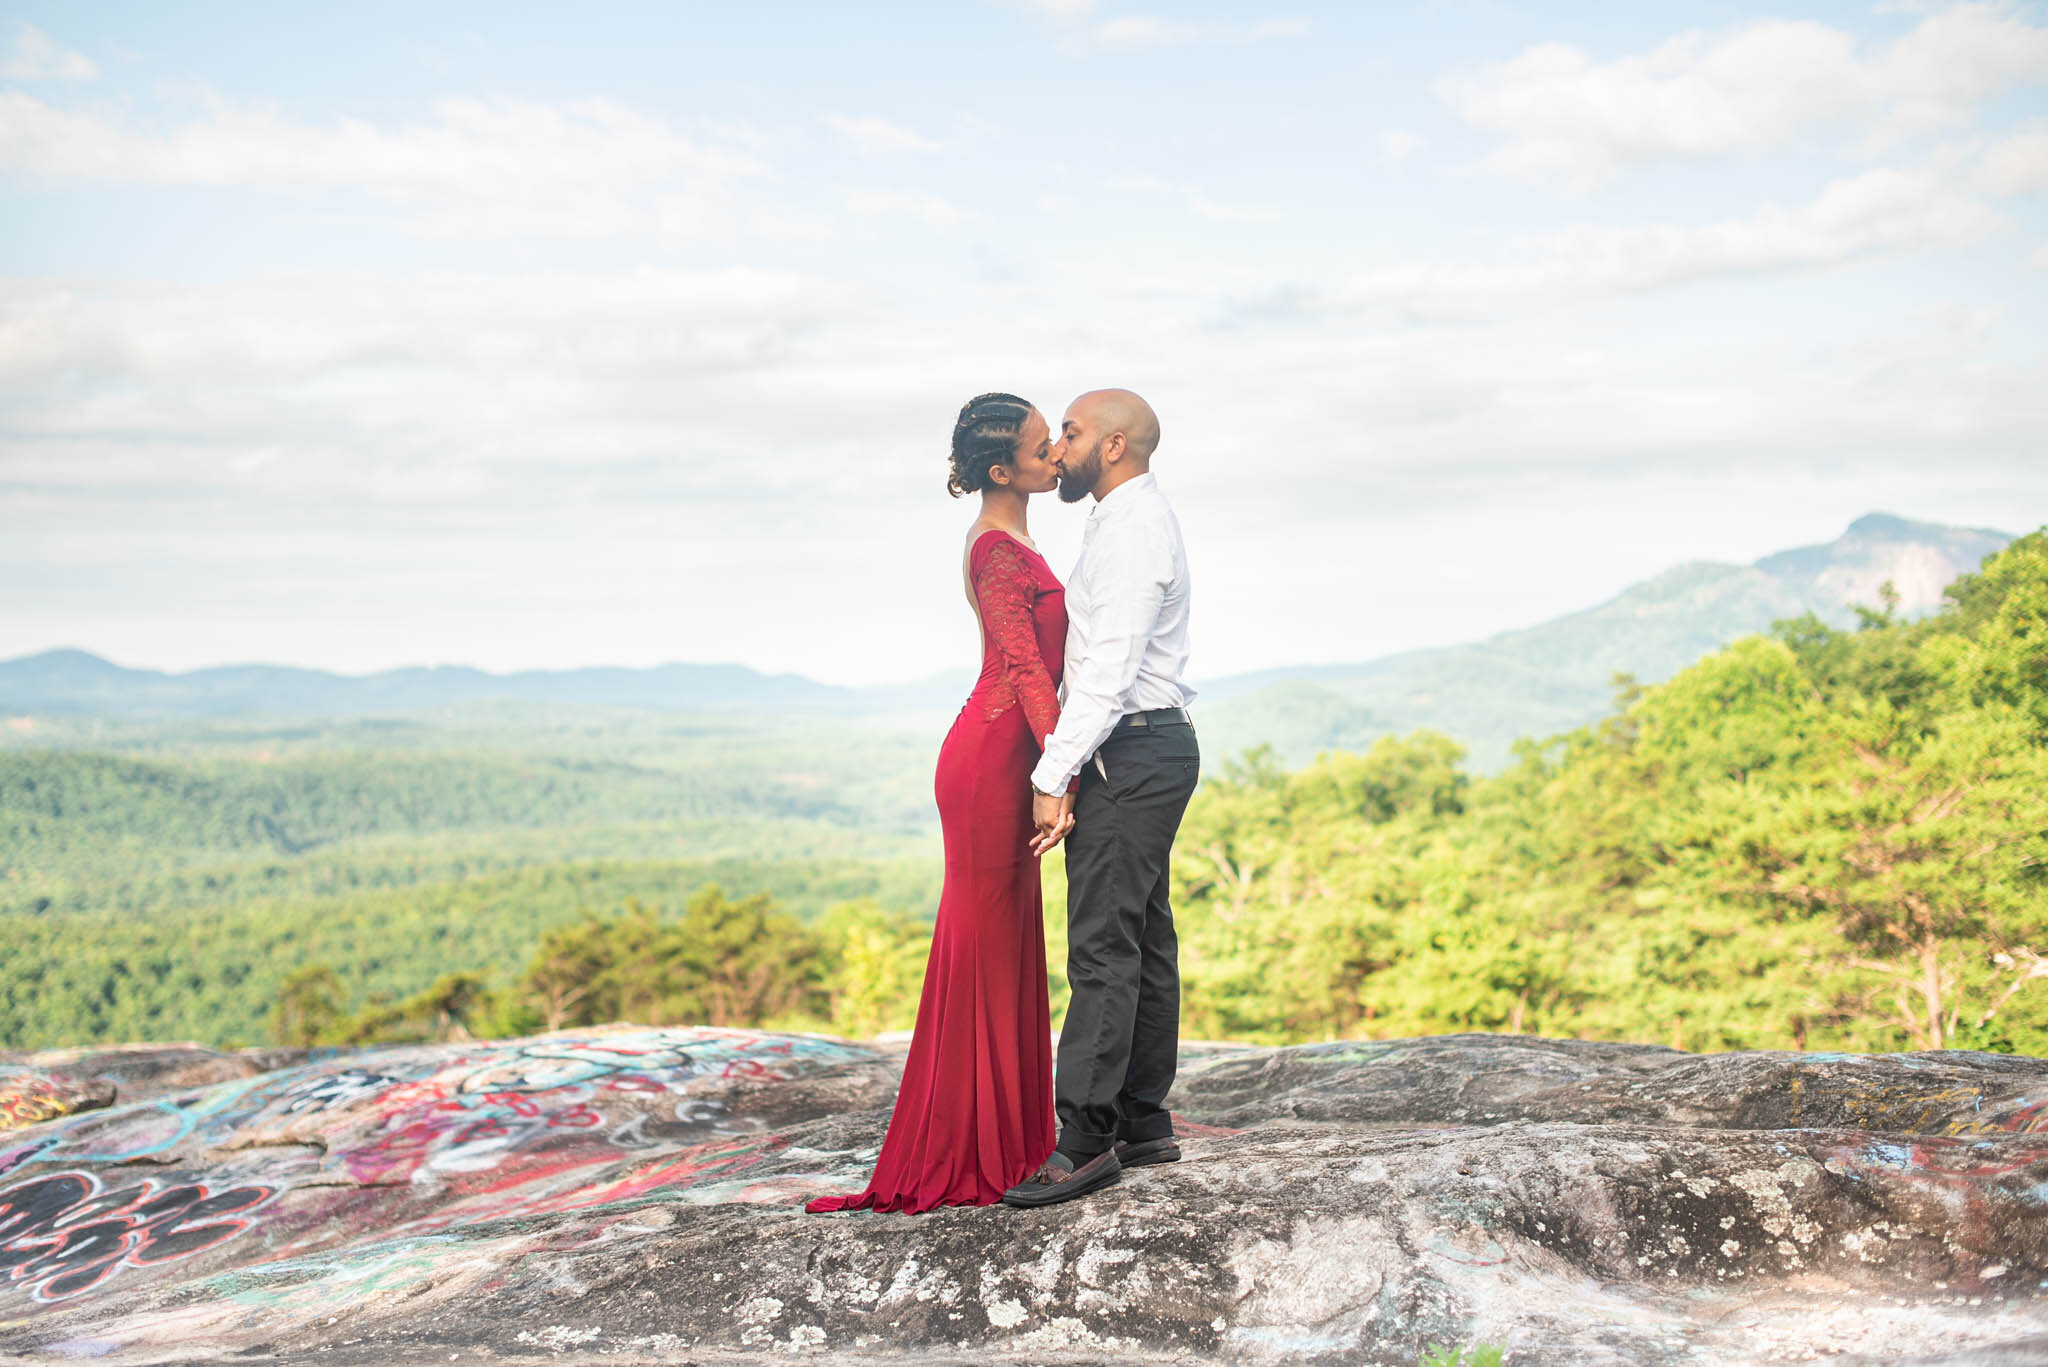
972, 535, 1062, 748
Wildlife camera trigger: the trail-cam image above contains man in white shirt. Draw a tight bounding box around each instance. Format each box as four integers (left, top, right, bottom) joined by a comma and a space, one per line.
1003, 389, 1199, 1209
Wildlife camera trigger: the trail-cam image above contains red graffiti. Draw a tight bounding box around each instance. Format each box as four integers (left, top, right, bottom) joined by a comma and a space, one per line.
0, 1172, 273, 1303
603, 1074, 668, 1094
454, 1115, 513, 1146
461, 1135, 782, 1221
1902, 1136, 2048, 1180
344, 1117, 450, 1182
379, 1080, 449, 1109
1982, 1098, 2048, 1136
1831, 1135, 2048, 1257
339, 1096, 625, 1183
1172, 1118, 1244, 1140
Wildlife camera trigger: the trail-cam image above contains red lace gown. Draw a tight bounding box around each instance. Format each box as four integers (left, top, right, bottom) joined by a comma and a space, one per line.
806, 530, 1065, 1213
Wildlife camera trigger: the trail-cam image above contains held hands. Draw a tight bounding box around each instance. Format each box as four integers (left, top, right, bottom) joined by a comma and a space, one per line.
1030, 790, 1076, 856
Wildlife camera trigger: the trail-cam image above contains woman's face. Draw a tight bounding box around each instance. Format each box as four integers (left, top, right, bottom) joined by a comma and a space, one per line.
993, 409, 1058, 495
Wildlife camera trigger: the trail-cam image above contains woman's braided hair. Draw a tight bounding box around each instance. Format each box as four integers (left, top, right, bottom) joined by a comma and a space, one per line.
947, 392, 1035, 498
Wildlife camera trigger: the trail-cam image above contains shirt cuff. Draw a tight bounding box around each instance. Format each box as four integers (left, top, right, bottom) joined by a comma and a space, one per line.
1031, 754, 1077, 795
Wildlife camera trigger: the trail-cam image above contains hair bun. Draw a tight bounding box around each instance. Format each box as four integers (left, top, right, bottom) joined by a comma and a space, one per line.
947, 392, 1035, 498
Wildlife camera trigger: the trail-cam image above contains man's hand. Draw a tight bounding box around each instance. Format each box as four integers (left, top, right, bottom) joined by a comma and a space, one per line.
1030, 790, 1076, 856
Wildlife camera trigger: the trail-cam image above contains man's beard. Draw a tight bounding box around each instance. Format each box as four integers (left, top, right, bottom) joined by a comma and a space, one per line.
1056, 442, 1103, 503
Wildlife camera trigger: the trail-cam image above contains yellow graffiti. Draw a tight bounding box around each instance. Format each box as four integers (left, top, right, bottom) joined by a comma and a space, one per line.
0, 1095, 69, 1132
1802, 1082, 1983, 1134
1946, 1109, 2048, 1137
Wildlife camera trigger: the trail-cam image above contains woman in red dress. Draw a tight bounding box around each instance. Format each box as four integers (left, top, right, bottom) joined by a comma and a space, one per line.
806, 393, 1070, 1214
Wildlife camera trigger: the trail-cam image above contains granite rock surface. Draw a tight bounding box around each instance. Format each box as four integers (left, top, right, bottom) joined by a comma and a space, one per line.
1, 1028, 2045, 1366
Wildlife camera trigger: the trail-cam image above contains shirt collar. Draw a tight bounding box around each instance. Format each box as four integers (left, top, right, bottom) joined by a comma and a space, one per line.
1091, 471, 1157, 517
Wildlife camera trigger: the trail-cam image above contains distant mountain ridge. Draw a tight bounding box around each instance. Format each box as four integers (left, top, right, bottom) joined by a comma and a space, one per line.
0, 513, 2020, 767
0, 648, 901, 719
1194, 513, 2014, 768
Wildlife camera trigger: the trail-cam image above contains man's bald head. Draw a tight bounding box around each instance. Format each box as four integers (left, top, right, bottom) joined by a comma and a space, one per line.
1071, 389, 1160, 464
1053, 388, 1162, 503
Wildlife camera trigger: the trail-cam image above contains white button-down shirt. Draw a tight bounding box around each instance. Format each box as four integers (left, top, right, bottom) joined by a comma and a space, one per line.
1031, 472, 1194, 794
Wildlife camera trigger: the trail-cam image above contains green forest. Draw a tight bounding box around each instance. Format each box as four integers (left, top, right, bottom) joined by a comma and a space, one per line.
3, 531, 2045, 1055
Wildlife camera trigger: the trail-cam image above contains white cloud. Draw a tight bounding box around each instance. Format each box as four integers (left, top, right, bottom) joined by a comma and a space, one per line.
1323, 168, 2006, 320
823, 113, 940, 154
1059, 14, 1305, 51
0, 23, 96, 80
2, 259, 2040, 682
0, 91, 762, 236
1110, 172, 1280, 223
1977, 125, 2048, 194
844, 188, 962, 229
2030, 241, 2048, 269
1441, 4, 2048, 182
8, 268, 2042, 683
1, 10, 2042, 685
2, 182, 2008, 507
1016, 0, 1097, 17
1088, 16, 1204, 49
1188, 195, 1283, 224
0, 269, 848, 398
1378, 129, 1423, 164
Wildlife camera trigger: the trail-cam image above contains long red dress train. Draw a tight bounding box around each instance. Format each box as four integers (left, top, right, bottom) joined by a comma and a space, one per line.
806, 530, 1065, 1213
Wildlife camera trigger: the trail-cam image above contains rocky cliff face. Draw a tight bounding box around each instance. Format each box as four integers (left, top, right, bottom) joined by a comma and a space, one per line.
1754, 513, 2012, 619
3, 1028, 2046, 1365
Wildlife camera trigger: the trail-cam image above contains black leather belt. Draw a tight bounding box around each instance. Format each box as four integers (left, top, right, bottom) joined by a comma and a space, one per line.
1114, 706, 1191, 731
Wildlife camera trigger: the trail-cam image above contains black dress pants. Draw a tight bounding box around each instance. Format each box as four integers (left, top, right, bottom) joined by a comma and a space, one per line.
1055, 719, 1200, 1158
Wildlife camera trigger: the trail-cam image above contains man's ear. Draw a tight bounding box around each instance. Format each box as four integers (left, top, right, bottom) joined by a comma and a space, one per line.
1104, 431, 1127, 465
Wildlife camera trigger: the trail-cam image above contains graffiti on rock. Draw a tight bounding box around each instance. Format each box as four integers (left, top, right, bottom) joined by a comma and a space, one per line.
1788, 1074, 1987, 1134
0, 1171, 273, 1302
10, 1073, 273, 1167
1948, 1094, 2048, 1138
266, 1068, 403, 1117
1841, 1134, 2048, 1184
0, 1140, 54, 1182
1, 1088, 70, 1133
383, 1133, 786, 1237
337, 1087, 614, 1186
1828, 1134, 2048, 1257
7, 1030, 865, 1177
0, 1070, 106, 1133
303, 1032, 856, 1187
204, 1233, 509, 1314
1784, 1072, 2048, 1138
0, 1030, 875, 1310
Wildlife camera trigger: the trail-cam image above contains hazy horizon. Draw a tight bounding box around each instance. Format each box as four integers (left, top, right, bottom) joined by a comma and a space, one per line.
2, 506, 2021, 688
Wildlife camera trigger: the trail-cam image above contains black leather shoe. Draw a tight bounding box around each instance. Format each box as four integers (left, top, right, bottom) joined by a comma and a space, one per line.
1114, 1136, 1180, 1168
1001, 1149, 1121, 1207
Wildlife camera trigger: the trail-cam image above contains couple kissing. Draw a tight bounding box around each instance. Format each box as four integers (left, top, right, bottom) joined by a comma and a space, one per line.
805, 388, 1199, 1214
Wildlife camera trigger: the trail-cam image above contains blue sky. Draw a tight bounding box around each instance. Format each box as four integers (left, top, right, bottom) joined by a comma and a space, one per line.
2, 1, 2045, 683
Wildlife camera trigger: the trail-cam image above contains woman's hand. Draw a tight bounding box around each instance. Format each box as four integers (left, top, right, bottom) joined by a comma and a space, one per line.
1030, 790, 1076, 856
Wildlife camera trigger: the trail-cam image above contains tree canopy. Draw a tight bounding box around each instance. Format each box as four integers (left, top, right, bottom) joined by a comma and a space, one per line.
4, 531, 2044, 1056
